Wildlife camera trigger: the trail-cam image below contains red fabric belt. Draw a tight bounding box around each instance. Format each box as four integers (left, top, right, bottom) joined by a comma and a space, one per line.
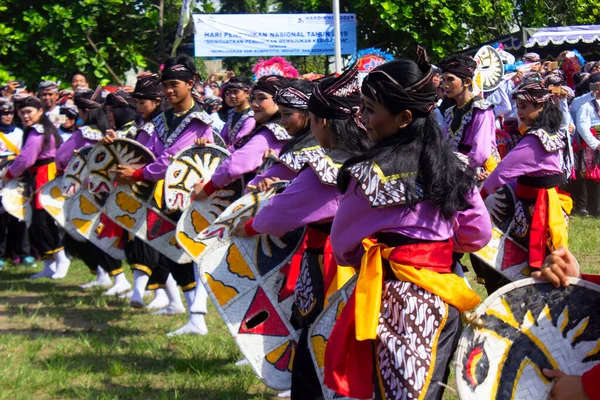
324, 239, 453, 398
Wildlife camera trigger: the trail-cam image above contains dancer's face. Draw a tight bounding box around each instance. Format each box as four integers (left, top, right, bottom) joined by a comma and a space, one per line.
163, 79, 193, 106
279, 106, 308, 136
516, 99, 544, 127
441, 72, 471, 99
226, 89, 249, 109
136, 98, 161, 121
361, 96, 412, 142
250, 90, 279, 124
18, 106, 44, 127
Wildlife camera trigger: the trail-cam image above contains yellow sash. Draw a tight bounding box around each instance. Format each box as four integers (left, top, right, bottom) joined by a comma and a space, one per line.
0, 131, 20, 155
547, 188, 573, 251
355, 239, 482, 341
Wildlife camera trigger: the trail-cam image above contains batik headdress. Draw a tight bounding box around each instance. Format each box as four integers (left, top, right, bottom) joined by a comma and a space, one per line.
308, 62, 364, 128
362, 45, 438, 114
512, 81, 551, 104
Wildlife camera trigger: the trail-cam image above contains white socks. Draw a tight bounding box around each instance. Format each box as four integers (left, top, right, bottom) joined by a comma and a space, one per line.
166, 268, 208, 337
151, 274, 185, 315
166, 296, 208, 337
80, 267, 113, 289
104, 272, 132, 296
29, 259, 56, 279
51, 250, 71, 279
146, 288, 169, 310
130, 270, 150, 308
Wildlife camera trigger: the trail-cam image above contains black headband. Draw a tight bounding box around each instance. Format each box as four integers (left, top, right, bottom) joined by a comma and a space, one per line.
308, 63, 362, 122
161, 64, 197, 83
132, 73, 164, 99
14, 95, 42, 110
253, 75, 287, 97
105, 91, 136, 109
275, 87, 310, 109
226, 78, 251, 93
512, 82, 550, 104
362, 46, 437, 115
439, 57, 477, 80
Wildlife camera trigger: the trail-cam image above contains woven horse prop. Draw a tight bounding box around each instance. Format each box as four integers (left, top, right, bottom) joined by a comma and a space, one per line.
195, 182, 305, 390
85, 138, 197, 263
58, 145, 126, 259
455, 278, 600, 399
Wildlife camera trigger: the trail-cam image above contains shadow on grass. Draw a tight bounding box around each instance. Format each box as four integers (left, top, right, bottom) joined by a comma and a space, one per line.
54, 386, 269, 400
41, 352, 239, 376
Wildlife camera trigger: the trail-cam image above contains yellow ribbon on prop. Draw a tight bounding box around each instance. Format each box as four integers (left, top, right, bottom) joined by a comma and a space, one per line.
153, 179, 164, 209
547, 188, 573, 251
47, 162, 57, 181
355, 239, 482, 341
483, 155, 498, 173
0, 132, 20, 155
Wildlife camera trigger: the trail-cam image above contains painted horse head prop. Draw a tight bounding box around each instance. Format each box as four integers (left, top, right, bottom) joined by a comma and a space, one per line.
164, 144, 230, 212
455, 278, 600, 400
197, 181, 305, 390
62, 146, 94, 197
87, 138, 155, 199
199, 181, 290, 242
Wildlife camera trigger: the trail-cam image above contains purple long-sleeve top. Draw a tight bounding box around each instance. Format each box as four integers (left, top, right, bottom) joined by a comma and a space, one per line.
8, 127, 57, 178
211, 127, 287, 188
142, 119, 212, 182
221, 114, 256, 148
247, 162, 299, 189
462, 108, 497, 169
136, 129, 151, 148
252, 167, 340, 237
482, 134, 563, 195
330, 182, 491, 267
55, 129, 97, 171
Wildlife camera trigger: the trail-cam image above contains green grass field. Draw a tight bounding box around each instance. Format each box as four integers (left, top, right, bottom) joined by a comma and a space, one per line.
0, 216, 598, 400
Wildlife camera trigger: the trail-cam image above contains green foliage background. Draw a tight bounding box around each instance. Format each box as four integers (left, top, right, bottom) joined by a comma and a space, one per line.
0, 0, 598, 89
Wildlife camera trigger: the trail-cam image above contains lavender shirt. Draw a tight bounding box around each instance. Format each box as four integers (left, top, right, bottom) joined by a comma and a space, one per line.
136, 129, 152, 147
252, 167, 340, 237
221, 112, 256, 147
143, 119, 212, 182
8, 128, 57, 177
211, 127, 287, 188
463, 109, 497, 169
55, 129, 97, 171
483, 135, 563, 194
331, 183, 491, 267
247, 162, 299, 189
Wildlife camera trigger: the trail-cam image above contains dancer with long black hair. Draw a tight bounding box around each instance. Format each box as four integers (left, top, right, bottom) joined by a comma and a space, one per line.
324, 48, 491, 400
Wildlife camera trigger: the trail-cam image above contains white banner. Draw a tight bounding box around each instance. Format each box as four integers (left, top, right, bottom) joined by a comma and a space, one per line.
193, 13, 357, 57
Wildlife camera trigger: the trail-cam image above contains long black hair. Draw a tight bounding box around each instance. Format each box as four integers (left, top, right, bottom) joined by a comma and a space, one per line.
112, 107, 138, 130
84, 108, 111, 133
338, 60, 475, 218
328, 118, 371, 156
528, 101, 563, 133
15, 97, 63, 148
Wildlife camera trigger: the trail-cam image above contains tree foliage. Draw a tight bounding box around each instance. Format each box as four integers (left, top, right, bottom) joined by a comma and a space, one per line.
1, 0, 599, 88
0, 0, 213, 88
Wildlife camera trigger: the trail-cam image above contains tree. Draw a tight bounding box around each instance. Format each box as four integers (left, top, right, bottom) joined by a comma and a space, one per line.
515, 0, 600, 27
0, 0, 215, 89
365, 0, 515, 59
